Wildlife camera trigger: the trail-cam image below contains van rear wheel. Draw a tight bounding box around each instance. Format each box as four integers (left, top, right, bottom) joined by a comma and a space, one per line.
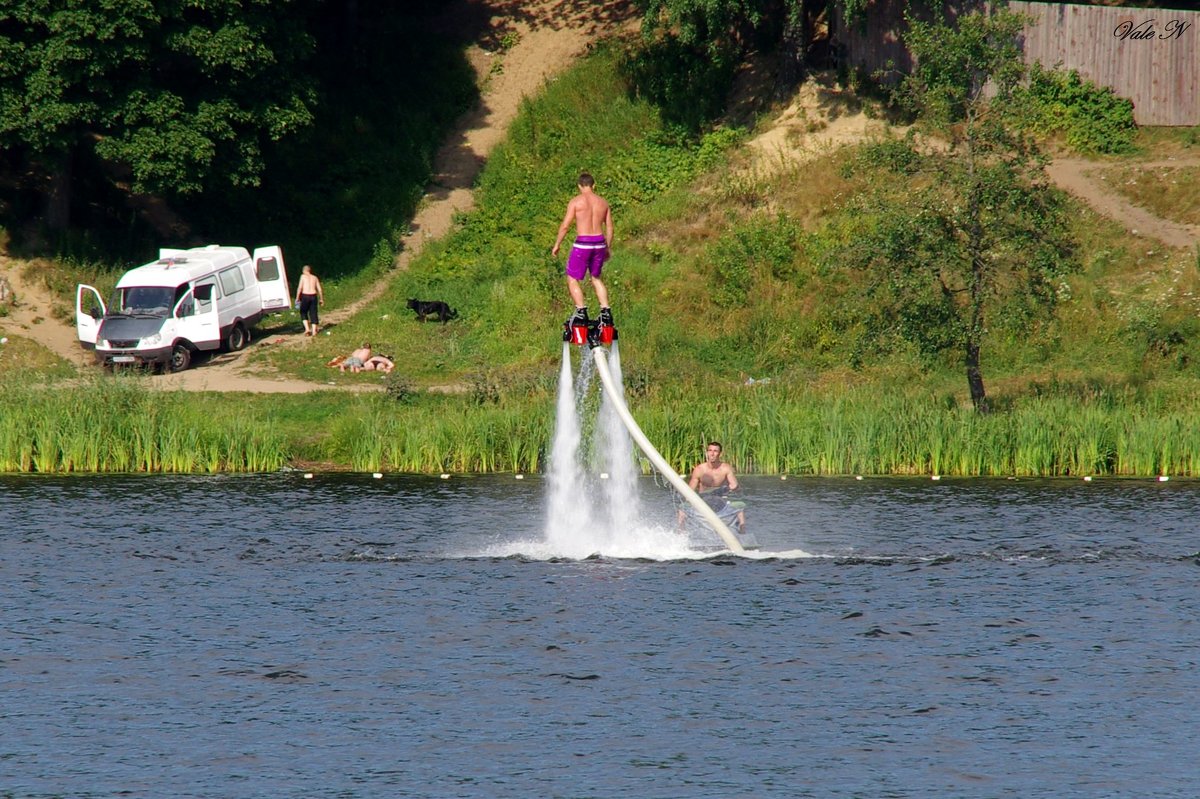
168, 343, 192, 373
226, 322, 249, 352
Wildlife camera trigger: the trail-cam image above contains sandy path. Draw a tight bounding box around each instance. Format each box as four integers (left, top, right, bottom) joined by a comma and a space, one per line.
0, 0, 637, 392
1046, 157, 1200, 249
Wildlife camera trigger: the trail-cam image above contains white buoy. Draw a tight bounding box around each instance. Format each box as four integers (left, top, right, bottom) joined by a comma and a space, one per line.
1158, 475, 1170, 482
1084, 475, 1093, 482
931, 475, 941, 481
372, 472, 383, 479
600, 472, 609, 479
855, 475, 863, 481
515, 474, 524, 480
440, 473, 451, 479
780, 475, 788, 481
304, 473, 314, 479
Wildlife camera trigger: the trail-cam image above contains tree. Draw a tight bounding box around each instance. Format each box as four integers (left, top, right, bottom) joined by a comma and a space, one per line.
0, 1, 317, 230
834, 9, 1076, 411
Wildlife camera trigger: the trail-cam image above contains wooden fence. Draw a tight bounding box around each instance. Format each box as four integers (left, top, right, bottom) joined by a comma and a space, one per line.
834, 1, 1200, 126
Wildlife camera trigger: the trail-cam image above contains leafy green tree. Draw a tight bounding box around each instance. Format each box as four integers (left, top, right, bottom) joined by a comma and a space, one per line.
0, 1, 317, 229
834, 10, 1076, 411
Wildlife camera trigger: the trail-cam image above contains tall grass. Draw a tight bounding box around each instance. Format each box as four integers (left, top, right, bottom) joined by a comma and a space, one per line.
5, 376, 1200, 476
341, 396, 550, 473
0, 379, 287, 473
637, 384, 1200, 477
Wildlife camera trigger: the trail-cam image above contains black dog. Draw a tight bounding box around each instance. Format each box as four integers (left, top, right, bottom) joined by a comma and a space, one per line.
407, 298, 458, 324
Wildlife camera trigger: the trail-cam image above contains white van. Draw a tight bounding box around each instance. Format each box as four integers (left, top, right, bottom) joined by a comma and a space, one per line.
75, 244, 290, 372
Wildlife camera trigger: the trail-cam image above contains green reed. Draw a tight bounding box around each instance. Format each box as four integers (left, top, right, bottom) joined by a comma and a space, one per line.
0, 380, 287, 473
340, 397, 552, 473
6, 376, 1200, 477
635, 385, 1200, 477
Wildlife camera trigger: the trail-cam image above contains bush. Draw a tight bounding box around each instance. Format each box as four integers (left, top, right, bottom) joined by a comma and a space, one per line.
384, 373, 416, 404
621, 36, 737, 132
1020, 64, 1137, 154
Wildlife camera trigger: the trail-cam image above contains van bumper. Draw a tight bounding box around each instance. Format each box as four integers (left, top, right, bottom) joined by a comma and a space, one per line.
96, 346, 173, 367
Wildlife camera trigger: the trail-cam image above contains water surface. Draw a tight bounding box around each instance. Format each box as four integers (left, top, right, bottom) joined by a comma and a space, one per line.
2, 474, 1197, 798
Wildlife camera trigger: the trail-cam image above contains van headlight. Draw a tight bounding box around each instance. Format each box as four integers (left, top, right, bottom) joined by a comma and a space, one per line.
98, 340, 110, 350
141, 333, 162, 346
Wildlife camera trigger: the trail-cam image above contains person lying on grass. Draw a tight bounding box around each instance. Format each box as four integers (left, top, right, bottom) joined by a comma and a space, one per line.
338, 343, 372, 372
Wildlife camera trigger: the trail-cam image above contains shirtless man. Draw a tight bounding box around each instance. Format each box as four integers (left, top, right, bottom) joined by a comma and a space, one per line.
294, 264, 325, 336
552, 172, 614, 329
339, 342, 372, 373
678, 441, 746, 532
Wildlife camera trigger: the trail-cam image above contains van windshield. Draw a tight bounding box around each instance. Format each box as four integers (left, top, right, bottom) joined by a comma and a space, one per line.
107, 286, 177, 317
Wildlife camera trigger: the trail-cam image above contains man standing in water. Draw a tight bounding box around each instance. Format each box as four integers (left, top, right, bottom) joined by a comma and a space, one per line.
552, 172, 614, 329
678, 441, 746, 533
294, 264, 324, 337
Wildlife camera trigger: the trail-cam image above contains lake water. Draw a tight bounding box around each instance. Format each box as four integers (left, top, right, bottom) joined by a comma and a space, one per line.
2, 473, 1197, 798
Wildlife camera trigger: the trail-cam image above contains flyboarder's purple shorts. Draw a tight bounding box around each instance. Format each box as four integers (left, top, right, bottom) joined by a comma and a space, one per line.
566, 235, 608, 280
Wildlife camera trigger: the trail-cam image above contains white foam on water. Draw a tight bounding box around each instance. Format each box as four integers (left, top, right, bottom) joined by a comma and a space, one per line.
476, 524, 815, 561
529, 342, 816, 561
596, 341, 642, 546
544, 344, 592, 553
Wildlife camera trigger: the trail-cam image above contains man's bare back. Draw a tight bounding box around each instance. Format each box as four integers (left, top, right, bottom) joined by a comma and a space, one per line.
566, 191, 610, 237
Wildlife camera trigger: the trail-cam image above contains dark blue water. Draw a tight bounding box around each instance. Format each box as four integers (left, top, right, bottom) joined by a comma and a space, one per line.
2, 474, 1198, 798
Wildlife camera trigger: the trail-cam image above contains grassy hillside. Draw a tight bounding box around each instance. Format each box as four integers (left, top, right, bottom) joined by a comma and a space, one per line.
4, 45, 1200, 476
286, 47, 1200, 399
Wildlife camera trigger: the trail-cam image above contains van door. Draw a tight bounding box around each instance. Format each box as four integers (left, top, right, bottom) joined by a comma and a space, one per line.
253, 246, 290, 312
75, 284, 106, 347
173, 282, 221, 350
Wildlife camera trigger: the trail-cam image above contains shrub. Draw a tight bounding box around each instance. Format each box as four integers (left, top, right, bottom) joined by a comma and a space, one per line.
1019, 64, 1137, 154
384, 373, 416, 404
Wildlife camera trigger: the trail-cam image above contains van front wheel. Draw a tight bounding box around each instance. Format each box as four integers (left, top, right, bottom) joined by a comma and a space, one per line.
168, 343, 192, 373
226, 322, 249, 352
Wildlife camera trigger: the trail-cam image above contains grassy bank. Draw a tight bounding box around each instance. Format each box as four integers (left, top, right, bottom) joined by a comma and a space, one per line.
6, 376, 1200, 477
6, 46, 1200, 476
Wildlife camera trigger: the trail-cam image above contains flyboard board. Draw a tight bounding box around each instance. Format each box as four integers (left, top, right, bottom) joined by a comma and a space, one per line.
566, 317, 746, 554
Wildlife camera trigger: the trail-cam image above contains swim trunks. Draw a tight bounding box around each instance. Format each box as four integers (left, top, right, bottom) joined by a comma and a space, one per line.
566, 235, 608, 280
343, 356, 364, 368
298, 293, 319, 324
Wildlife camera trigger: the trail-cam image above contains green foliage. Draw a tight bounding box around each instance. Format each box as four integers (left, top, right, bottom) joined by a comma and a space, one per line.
840, 9, 1078, 411
842, 137, 925, 177
384, 373, 416, 404
708, 214, 803, 305
0, 378, 286, 473
621, 34, 737, 131
1017, 64, 1137, 155
0, 0, 317, 195
898, 9, 1028, 130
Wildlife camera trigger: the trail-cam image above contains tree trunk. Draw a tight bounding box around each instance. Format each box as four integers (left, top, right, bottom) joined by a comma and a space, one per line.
965, 339, 989, 412
963, 117, 989, 413
43, 150, 73, 232
778, 1, 809, 86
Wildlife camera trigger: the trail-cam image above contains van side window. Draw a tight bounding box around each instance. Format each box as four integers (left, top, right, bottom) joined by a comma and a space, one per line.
256, 256, 281, 281
219, 266, 245, 296
195, 282, 215, 313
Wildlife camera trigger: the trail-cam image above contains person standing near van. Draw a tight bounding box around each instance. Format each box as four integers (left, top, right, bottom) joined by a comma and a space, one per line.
295, 264, 324, 336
